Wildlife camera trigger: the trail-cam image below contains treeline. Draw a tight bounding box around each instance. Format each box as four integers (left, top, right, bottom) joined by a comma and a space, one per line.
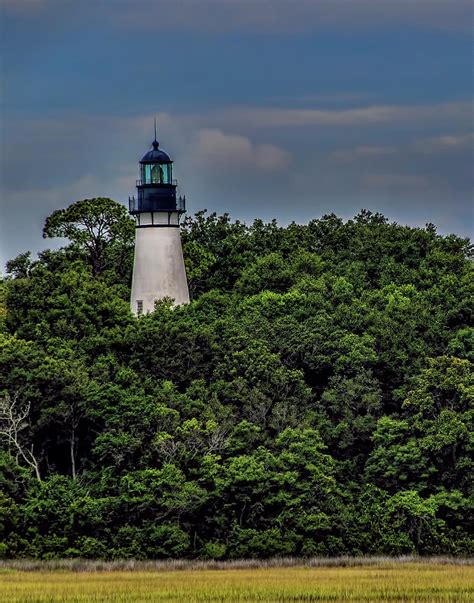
0, 199, 472, 559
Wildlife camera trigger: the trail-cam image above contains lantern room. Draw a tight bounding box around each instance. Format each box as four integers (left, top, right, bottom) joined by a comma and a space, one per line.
129, 137, 186, 216
140, 140, 173, 184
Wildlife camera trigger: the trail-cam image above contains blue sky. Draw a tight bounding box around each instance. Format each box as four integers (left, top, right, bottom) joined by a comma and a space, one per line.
1, 0, 473, 269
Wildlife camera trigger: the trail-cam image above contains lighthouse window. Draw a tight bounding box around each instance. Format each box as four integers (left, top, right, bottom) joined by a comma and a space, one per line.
142, 163, 172, 184
137, 300, 143, 315
151, 164, 164, 183
163, 164, 172, 183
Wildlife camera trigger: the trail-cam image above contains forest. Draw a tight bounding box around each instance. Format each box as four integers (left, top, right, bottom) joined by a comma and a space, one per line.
0, 198, 472, 560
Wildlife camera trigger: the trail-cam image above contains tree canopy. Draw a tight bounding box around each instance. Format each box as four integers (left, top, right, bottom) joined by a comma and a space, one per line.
42, 197, 134, 278
0, 199, 472, 559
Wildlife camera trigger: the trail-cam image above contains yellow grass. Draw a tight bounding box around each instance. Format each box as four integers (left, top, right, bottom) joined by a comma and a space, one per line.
0, 562, 472, 602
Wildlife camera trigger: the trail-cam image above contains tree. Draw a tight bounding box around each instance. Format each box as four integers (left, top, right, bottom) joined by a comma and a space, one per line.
1, 209, 472, 558
43, 198, 134, 276
0, 393, 41, 481
401, 356, 473, 493
182, 240, 216, 299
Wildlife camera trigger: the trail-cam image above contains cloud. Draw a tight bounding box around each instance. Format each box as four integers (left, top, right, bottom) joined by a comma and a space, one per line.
272, 92, 374, 104
1, 0, 47, 6
103, 0, 472, 33
0, 0, 56, 13
2, 108, 471, 200
413, 132, 474, 154
205, 102, 472, 130
330, 131, 474, 163
3, 1, 470, 32
327, 131, 473, 200
0, 174, 103, 270
0, 113, 292, 266
1, 106, 472, 269
1, 174, 102, 215
191, 128, 291, 172
363, 173, 427, 190
332, 146, 397, 162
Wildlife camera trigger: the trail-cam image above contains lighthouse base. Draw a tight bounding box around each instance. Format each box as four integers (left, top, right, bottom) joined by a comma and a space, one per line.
130, 226, 190, 315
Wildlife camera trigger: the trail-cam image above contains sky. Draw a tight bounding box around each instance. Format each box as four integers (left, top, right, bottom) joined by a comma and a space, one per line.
1, 0, 473, 270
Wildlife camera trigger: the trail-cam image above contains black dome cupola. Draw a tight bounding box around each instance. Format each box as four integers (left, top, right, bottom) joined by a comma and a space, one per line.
140, 139, 172, 165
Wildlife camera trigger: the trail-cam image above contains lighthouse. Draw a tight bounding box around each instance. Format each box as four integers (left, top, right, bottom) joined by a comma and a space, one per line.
129, 131, 190, 315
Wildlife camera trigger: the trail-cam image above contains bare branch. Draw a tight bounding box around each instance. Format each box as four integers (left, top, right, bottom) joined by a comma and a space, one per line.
0, 393, 41, 481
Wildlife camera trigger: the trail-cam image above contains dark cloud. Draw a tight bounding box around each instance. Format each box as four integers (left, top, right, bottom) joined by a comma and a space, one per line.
1, 0, 472, 270
127, 0, 471, 33
2, 102, 472, 270
2, 1, 472, 33
188, 101, 472, 131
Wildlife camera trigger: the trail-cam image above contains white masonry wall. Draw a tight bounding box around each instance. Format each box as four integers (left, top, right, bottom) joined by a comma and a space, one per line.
130, 213, 190, 314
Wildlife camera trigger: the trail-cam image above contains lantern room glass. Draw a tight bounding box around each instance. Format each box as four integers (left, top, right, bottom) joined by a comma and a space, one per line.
141, 163, 172, 184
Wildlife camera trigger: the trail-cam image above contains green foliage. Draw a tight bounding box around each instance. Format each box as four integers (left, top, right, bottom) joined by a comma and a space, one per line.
1, 201, 472, 558
42, 197, 134, 279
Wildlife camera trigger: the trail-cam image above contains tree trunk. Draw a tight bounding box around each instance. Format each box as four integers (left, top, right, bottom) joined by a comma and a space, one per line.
70, 423, 76, 480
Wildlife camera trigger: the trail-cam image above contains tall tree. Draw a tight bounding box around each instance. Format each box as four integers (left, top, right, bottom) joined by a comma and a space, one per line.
43, 198, 134, 276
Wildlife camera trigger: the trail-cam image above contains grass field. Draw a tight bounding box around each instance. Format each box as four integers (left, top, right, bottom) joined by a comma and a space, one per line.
0, 558, 472, 602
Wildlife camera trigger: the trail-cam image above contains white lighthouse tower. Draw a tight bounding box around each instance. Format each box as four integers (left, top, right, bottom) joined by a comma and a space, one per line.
129, 131, 190, 315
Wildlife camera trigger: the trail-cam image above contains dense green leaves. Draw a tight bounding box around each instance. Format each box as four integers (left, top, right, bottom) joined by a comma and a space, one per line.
0, 202, 472, 558
43, 197, 134, 279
